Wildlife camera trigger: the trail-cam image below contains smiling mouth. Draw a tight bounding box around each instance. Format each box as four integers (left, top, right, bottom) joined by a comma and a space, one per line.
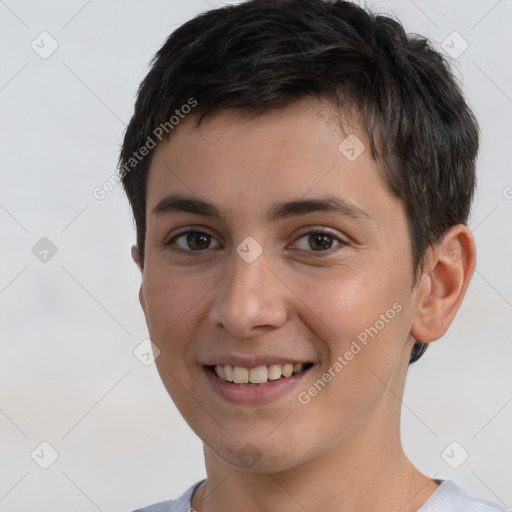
206, 362, 314, 385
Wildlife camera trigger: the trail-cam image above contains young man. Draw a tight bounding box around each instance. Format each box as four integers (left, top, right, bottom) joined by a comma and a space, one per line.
119, 1, 506, 511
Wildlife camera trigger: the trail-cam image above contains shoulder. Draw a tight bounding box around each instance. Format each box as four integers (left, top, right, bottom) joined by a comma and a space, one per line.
129, 480, 205, 512
419, 480, 509, 512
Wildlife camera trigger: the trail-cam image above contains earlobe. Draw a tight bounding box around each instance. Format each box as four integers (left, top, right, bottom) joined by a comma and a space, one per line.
131, 244, 143, 272
130, 245, 147, 314
410, 225, 476, 343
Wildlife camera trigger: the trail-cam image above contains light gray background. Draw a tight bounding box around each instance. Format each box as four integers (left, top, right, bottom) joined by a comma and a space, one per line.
1, 1, 511, 511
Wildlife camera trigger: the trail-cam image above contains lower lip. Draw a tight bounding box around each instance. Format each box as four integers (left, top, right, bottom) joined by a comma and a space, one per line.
203, 365, 313, 405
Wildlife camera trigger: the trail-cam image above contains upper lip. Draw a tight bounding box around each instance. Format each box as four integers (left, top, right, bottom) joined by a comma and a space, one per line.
202, 355, 314, 368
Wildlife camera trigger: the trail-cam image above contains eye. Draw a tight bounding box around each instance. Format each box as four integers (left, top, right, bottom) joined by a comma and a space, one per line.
165, 227, 346, 256
166, 229, 221, 253
291, 229, 346, 253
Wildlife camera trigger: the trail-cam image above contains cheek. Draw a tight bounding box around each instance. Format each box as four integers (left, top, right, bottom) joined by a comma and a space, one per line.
142, 266, 211, 339
292, 269, 396, 343
144, 272, 206, 407
142, 273, 206, 391
291, 268, 412, 382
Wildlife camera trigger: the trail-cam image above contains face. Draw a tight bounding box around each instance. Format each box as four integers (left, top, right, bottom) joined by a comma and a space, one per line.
136, 97, 423, 472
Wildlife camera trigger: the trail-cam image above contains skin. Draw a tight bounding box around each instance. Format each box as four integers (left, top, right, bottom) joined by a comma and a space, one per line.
132, 97, 476, 512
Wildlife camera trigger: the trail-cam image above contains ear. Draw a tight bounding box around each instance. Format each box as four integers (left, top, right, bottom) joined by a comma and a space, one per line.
410, 225, 476, 343
131, 244, 143, 272
131, 244, 147, 314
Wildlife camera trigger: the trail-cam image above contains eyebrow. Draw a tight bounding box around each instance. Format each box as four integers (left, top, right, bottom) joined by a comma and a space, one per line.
151, 193, 371, 222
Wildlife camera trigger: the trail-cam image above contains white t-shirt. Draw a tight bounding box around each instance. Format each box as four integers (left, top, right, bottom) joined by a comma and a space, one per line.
131, 479, 509, 512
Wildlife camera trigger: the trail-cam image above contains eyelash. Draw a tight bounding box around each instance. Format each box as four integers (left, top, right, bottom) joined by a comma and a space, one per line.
165, 228, 347, 257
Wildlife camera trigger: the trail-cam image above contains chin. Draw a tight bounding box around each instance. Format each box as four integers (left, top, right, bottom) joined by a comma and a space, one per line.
206, 432, 312, 474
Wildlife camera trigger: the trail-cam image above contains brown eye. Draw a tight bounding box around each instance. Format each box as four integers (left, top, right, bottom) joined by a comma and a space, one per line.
308, 232, 334, 251
185, 232, 211, 250
167, 230, 221, 252
292, 229, 346, 253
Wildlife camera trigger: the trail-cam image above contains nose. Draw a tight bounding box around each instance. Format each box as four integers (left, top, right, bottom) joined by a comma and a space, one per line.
208, 247, 288, 338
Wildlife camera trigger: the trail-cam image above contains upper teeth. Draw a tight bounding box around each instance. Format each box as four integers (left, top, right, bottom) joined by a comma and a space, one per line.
215, 363, 305, 384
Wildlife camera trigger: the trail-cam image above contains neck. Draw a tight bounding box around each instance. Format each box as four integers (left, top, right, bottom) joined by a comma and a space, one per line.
191, 421, 438, 512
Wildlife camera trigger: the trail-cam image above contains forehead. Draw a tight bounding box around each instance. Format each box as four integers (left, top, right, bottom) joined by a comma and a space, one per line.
156, 97, 367, 164
145, 97, 396, 224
